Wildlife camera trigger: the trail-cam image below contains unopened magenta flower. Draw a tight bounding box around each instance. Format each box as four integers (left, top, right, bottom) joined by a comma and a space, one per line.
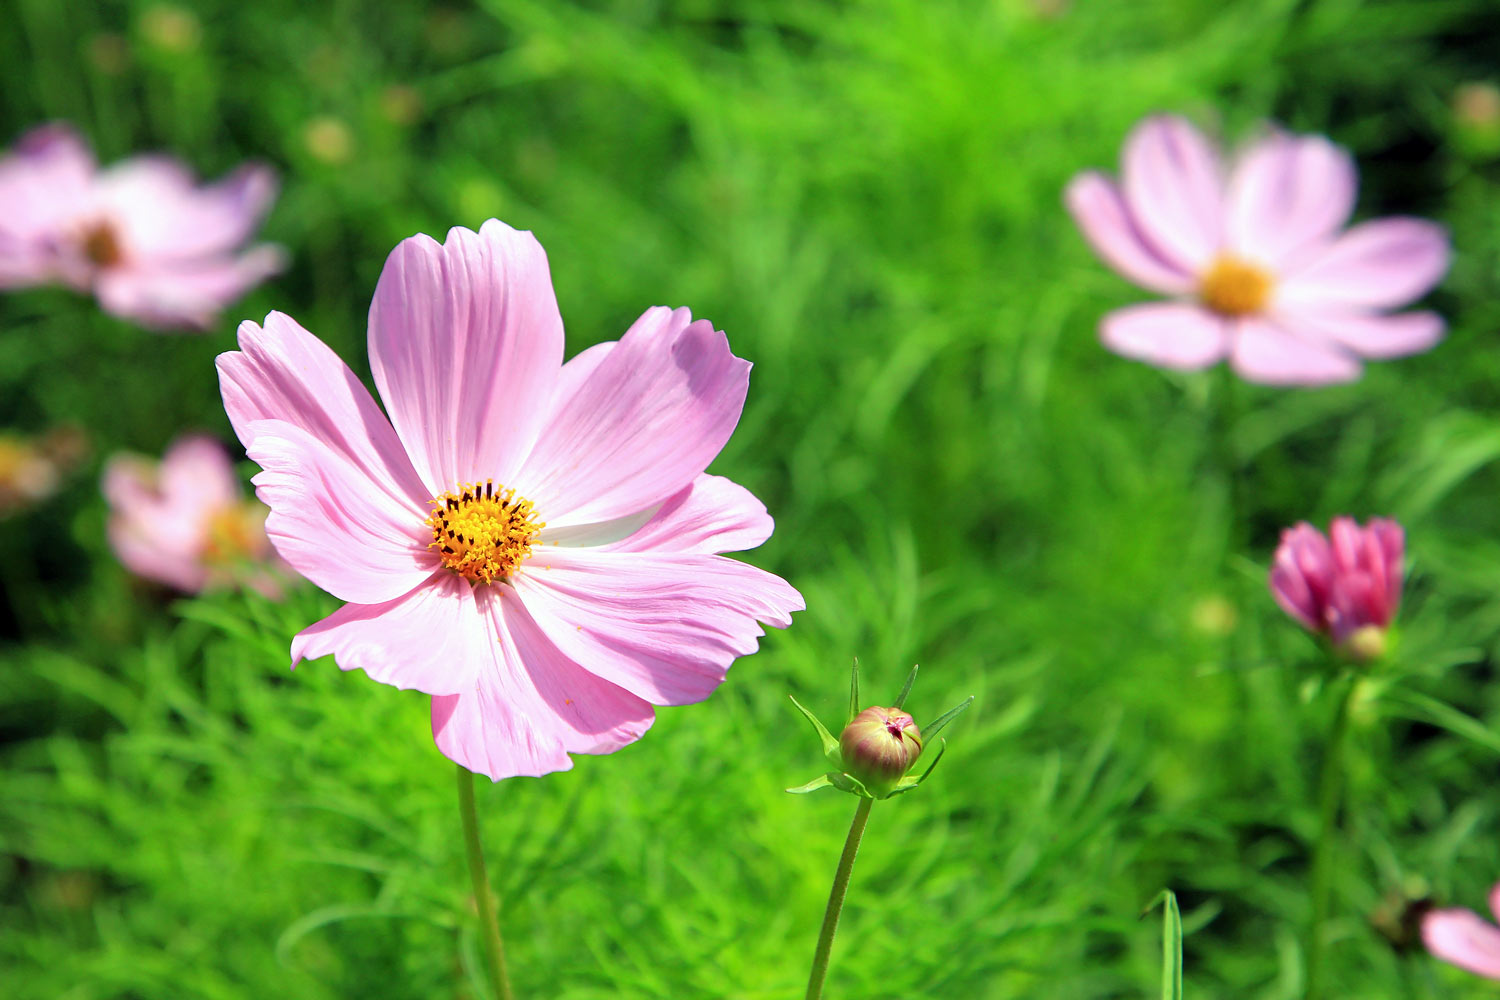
0, 123, 282, 330
1423, 883, 1500, 979
103, 435, 279, 594
1066, 114, 1449, 384
217, 219, 803, 780
1269, 516, 1403, 660
839, 706, 922, 798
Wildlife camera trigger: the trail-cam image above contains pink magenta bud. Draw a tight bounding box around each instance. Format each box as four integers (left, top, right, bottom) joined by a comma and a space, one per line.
1269, 516, 1403, 661
839, 706, 923, 796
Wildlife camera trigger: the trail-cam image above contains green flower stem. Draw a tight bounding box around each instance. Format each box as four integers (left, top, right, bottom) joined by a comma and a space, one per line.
806, 797, 874, 1000
1305, 672, 1355, 1000
457, 763, 515, 1000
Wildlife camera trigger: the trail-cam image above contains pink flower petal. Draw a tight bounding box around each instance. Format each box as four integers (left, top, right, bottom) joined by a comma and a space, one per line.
246, 418, 437, 604
94, 245, 286, 330
516, 306, 749, 526
1276, 309, 1444, 360
509, 546, 802, 706
1226, 132, 1356, 266
0, 124, 96, 286
1121, 114, 1224, 273
158, 435, 242, 514
1229, 317, 1362, 385
94, 158, 278, 261
368, 220, 563, 495
1277, 218, 1450, 310
1099, 302, 1230, 370
430, 586, 656, 780
602, 474, 773, 554
291, 572, 481, 695
1064, 171, 1195, 294
1424, 907, 1500, 980
217, 311, 429, 507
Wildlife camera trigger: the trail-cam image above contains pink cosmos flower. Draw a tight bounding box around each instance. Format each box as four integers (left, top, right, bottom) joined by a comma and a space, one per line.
1423, 882, 1500, 980
0, 123, 283, 330
103, 434, 280, 594
1065, 114, 1450, 384
216, 219, 804, 780
1269, 516, 1403, 659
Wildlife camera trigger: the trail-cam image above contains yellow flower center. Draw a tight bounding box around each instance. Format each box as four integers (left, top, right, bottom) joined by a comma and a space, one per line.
80, 221, 124, 268
202, 503, 266, 565
426, 480, 543, 584
1198, 255, 1273, 316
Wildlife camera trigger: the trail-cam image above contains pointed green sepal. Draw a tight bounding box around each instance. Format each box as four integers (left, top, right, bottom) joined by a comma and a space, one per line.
922, 695, 973, 743
790, 694, 841, 762
786, 774, 835, 794
893, 663, 919, 709
847, 658, 861, 726
827, 770, 873, 798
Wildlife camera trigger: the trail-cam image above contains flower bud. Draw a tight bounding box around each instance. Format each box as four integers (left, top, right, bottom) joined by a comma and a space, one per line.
839, 706, 922, 797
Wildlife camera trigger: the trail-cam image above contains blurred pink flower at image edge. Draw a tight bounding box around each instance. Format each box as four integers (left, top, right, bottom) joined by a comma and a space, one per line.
0, 122, 283, 330
1269, 515, 1403, 660
1066, 114, 1450, 384
216, 218, 804, 781
104, 435, 281, 595
1424, 882, 1500, 980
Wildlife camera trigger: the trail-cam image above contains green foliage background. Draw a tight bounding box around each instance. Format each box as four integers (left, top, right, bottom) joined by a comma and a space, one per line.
3, 0, 1500, 996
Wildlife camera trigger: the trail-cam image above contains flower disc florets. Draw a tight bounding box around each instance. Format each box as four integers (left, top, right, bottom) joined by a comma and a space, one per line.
839, 706, 922, 797
426, 479, 543, 584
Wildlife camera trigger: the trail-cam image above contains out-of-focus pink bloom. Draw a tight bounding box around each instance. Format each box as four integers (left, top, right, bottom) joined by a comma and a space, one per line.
216, 219, 804, 780
103, 435, 280, 594
1065, 114, 1449, 385
0, 425, 88, 517
0, 123, 283, 330
1423, 883, 1500, 980
1269, 516, 1403, 659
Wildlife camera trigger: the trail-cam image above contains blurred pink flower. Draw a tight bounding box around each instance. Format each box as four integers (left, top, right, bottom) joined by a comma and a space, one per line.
1423, 883, 1500, 980
103, 435, 281, 594
0, 123, 283, 330
216, 219, 803, 780
1066, 114, 1449, 384
1269, 516, 1403, 659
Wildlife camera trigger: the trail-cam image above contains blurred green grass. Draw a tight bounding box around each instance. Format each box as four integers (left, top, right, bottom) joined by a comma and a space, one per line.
5, 0, 1500, 996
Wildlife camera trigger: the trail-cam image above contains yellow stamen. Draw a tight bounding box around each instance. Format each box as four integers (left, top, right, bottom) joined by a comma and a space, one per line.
426, 480, 543, 584
1198, 255, 1273, 316
202, 503, 266, 565
80, 221, 124, 268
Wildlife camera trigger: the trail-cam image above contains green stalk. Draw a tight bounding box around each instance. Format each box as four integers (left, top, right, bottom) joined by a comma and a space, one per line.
457, 763, 515, 1000
806, 797, 874, 1000
1304, 673, 1355, 1000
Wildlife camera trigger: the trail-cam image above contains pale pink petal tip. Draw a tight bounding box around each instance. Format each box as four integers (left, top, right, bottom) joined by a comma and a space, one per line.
1424, 903, 1500, 980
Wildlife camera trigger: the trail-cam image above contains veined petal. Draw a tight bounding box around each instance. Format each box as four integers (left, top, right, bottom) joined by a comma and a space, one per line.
1226, 132, 1356, 266
368, 220, 563, 495
1229, 317, 1361, 386
1099, 302, 1230, 371
602, 474, 773, 554
290, 572, 481, 695
246, 419, 436, 604
1277, 218, 1450, 310
517, 306, 749, 526
96, 245, 285, 331
1281, 309, 1444, 360
1121, 114, 1224, 272
1424, 907, 1500, 980
217, 311, 428, 507
510, 546, 802, 706
1064, 171, 1195, 294
430, 586, 655, 780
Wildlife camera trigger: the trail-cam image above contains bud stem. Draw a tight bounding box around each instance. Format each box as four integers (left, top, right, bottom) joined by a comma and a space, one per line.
457, 763, 516, 1000
805, 797, 874, 1000
1304, 671, 1355, 1000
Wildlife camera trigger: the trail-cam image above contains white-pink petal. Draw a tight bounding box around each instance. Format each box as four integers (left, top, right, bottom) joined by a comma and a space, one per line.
1277, 218, 1450, 310
1063, 172, 1195, 295
95, 245, 285, 330
291, 572, 480, 695
602, 474, 773, 554
1099, 302, 1229, 371
246, 419, 436, 605
1229, 317, 1361, 385
1283, 309, 1444, 360
1226, 132, 1356, 266
94, 157, 278, 261
1424, 907, 1500, 980
510, 546, 802, 706
217, 311, 429, 505
1121, 114, 1225, 273
368, 220, 563, 495
516, 306, 749, 526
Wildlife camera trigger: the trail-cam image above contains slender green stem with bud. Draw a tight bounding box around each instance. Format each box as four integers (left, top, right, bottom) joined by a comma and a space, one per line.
457, 763, 515, 1000
805, 797, 873, 1000
1304, 672, 1355, 1000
